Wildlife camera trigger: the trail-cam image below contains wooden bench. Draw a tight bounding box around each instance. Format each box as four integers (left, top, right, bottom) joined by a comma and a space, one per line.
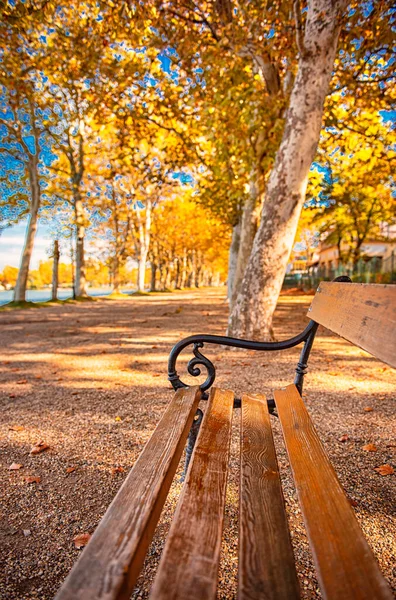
56, 280, 395, 600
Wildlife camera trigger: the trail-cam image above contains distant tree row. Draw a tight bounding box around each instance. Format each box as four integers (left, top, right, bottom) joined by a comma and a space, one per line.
0, 1, 394, 334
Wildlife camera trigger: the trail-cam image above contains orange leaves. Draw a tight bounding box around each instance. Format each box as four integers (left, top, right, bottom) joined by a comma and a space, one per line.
338, 434, 349, 442
30, 441, 50, 455
25, 476, 41, 484
111, 466, 125, 476
362, 444, 377, 452
66, 466, 77, 474
9, 462, 23, 470
73, 533, 91, 549
374, 465, 394, 476
9, 425, 25, 432
363, 407, 374, 413
16, 379, 28, 385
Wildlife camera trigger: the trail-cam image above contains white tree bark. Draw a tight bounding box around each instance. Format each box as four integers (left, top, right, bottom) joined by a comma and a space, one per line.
51, 240, 60, 301
227, 221, 241, 300
230, 168, 261, 309
74, 194, 87, 297
228, 0, 347, 340
14, 163, 40, 302
137, 199, 152, 292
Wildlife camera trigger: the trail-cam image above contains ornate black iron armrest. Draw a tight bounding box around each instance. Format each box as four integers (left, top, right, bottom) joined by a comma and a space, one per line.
167, 319, 319, 403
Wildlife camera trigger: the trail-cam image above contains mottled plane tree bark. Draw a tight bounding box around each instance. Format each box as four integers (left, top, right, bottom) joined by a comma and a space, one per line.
228, 0, 348, 339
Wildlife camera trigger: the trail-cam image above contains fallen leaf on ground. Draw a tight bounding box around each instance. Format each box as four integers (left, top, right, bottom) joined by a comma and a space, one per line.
73, 533, 91, 548
9, 425, 24, 432
111, 466, 125, 475
66, 466, 77, 474
25, 476, 41, 484
30, 441, 50, 455
16, 379, 28, 384
363, 444, 378, 452
115, 416, 122, 421
363, 407, 373, 412
23, 529, 31, 537
347, 497, 358, 507
9, 394, 16, 398
35, 375, 42, 380
374, 464, 394, 476
338, 434, 349, 442
9, 462, 23, 470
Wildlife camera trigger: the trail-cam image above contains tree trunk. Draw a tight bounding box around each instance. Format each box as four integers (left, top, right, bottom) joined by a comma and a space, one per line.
150, 263, 157, 292
231, 171, 261, 308
227, 220, 241, 301
180, 249, 187, 289
74, 195, 87, 297
158, 263, 165, 290
137, 253, 147, 292
165, 266, 172, 289
51, 240, 60, 301
14, 164, 40, 302
228, 0, 346, 340
113, 255, 121, 293
136, 199, 152, 293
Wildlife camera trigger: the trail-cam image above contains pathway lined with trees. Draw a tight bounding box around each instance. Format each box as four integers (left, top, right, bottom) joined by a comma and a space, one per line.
0, 1, 394, 331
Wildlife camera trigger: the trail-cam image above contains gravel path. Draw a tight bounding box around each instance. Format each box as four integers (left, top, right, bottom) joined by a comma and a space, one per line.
0, 288, 395, 599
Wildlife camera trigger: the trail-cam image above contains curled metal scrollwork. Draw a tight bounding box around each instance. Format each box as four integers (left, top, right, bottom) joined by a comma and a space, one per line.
187, 342, 216, 391
168, 340, 215, 393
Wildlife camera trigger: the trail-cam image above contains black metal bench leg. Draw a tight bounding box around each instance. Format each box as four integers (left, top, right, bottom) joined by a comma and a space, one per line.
180, 408, 203, 482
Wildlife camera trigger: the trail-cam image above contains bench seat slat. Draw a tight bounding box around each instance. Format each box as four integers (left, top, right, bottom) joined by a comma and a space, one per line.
308, 281, 396, 368
240, 393, 300, 599
56, 386, 201, 600
275, 384, 393, 600
149, 387, 234, 600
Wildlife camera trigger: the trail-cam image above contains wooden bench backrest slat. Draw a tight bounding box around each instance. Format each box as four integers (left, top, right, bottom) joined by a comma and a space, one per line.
240, 393, 300, 600
275, 384, 393, 600
150, 387, 234, 600
55, 386, 201, 600
308, 282, 396, 368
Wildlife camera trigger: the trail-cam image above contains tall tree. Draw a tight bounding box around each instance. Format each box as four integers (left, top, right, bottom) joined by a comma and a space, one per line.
228, 0, 349, 338
0, 18, 56, 301
307, 109, 395, 266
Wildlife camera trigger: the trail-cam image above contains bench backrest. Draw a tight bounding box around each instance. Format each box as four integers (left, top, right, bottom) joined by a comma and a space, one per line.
308, 281, 396, 368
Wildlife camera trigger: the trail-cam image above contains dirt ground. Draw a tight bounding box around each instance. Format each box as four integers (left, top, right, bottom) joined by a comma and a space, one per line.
0, 288, 395, 600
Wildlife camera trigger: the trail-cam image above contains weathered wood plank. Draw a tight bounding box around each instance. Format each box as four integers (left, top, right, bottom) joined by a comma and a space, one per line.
149, 387, 234, 600
308, 281, 396, 368
275, 384, 393, 600
56, 386, 201, 600
239, 393, 300, 600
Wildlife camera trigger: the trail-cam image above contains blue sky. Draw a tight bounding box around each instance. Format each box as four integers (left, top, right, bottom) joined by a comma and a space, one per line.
0, 221, 53, 270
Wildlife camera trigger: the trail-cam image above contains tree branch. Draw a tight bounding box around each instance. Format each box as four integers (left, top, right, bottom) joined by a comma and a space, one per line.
293, 0, 305, 57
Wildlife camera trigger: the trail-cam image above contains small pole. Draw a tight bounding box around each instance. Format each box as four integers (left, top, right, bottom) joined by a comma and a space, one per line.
51, 240, 60, 301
